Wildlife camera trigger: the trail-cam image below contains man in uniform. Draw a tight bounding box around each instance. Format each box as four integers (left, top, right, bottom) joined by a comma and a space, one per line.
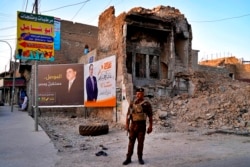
123, 88, 153, 165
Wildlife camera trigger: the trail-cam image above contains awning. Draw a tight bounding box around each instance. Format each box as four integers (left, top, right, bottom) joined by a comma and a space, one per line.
3, 77, 26, 87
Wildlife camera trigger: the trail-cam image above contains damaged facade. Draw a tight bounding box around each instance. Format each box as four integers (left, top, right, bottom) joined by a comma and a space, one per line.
5, 5, 249, 126
92, 6, 196, 122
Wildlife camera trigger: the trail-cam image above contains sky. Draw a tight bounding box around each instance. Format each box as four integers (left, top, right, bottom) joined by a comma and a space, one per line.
0, 0, 250, 73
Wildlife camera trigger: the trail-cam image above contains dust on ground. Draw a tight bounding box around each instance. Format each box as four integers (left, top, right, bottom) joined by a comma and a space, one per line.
38, 70, 250, 167
38, 114, 250, 167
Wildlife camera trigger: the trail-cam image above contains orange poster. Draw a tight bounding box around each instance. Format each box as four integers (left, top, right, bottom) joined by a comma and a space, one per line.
84, 55, 116, 107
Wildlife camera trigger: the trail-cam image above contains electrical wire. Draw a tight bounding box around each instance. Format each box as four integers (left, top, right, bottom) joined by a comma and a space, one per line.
71, 0, 90, 21
85, 0, 113, 24
41, 0, 90, 13
0, 12, 12, 17
0, 38, 16, 41
25, 0, 29, 12
191, 13, 250, 23
1, 1, 250, 40
0, 26, 16, 31
32, 0, 35, 13
0, 34, 16, 38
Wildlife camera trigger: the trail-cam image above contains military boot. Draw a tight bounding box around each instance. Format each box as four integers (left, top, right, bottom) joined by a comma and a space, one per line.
138, 158, 144, 165
122, 157, 131, 165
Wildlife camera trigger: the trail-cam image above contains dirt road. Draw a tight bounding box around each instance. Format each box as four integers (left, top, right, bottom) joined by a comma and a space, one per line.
39, 115, 250, 167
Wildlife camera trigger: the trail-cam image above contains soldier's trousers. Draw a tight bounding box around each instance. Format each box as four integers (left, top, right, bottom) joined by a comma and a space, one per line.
126, 122, 146, 159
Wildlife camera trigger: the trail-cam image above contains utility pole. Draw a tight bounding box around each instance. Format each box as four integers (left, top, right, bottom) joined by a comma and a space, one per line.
34, 0, 39, 131
3, 65, 6, 104
11, 57, 16, 112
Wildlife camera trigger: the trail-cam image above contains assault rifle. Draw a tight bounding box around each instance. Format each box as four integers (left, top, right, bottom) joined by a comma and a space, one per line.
127, 104, 132, 136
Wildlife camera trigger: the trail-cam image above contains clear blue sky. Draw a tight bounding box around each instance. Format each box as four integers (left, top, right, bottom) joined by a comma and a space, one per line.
1, 0, 250, 73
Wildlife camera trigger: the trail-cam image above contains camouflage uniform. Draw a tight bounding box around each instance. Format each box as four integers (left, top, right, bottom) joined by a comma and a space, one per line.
125, 99, 153, 163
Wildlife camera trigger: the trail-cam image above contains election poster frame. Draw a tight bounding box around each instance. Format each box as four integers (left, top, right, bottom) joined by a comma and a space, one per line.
84, 55, 116, 107
37, 64, 84, 106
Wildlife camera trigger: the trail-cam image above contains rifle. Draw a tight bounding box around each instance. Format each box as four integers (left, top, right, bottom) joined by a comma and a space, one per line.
127, 102, 133, 136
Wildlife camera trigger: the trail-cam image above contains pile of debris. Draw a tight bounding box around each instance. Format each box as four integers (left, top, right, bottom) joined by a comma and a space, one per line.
151, 70, 250, 134
37, 69, 250, 155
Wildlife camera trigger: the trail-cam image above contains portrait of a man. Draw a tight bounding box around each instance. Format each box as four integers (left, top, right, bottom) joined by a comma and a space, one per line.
85, 64, 98, 101
61, 66, 83, 105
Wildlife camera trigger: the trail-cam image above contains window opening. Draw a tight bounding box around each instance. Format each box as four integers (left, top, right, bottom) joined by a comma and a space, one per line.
135, 53, 146, 78
149, 55, 159, 78
126, 52, 133, 74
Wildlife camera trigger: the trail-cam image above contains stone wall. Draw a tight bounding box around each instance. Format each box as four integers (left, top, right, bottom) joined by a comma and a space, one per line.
92, 7, 127, 121
199, 57, 250, 81
197, 65, 231, 77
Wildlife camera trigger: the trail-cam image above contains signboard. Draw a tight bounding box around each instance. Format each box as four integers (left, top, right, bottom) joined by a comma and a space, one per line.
16, 11, 55, 61
84, 55, 116, 107
3, 78, 26, 87
54, 17, 61, 50
38, 64, 84, 106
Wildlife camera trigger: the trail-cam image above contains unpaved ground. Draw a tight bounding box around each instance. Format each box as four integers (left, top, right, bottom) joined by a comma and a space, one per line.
37, 70, 250, 166
38, 115, 250, 167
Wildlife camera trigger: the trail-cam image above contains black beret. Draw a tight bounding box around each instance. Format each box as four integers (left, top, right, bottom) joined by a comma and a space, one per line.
136, 88, 144, 92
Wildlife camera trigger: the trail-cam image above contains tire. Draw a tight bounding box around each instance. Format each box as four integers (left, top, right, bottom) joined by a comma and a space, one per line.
79, 123, 109, 136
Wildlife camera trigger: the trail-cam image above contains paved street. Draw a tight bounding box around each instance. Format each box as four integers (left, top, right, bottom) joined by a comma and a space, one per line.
0, 105, 59, 167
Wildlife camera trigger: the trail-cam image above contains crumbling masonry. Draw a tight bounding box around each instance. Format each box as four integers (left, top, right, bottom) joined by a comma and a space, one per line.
94, 6, 197, 122
97, 6, 196, 96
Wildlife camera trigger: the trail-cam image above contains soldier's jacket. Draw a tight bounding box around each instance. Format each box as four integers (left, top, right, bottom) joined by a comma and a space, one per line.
130, 99, 152, 122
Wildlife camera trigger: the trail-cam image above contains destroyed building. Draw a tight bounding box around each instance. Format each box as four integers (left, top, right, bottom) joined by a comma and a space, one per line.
81, 6, 199, 122
7, 5, 249, 132
97, 6, 194, 93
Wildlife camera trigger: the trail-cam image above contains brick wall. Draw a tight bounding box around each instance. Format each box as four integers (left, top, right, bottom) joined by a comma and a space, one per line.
39, 20, 98, 65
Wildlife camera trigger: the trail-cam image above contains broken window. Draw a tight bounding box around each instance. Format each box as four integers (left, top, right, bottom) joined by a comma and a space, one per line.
135, 53, 146, 78
134, 53, 159, 79
149, 55, 159, 78
126, 52, 133, 74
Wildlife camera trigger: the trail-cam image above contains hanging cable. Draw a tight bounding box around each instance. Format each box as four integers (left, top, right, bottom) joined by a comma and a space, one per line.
71, 0, 90, 21
41, 0, 90, 13
25, 0, 29, 12
191, 13, 250, 23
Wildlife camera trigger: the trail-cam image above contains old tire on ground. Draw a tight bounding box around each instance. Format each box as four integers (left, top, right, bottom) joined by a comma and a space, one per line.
79, 124, 109, 136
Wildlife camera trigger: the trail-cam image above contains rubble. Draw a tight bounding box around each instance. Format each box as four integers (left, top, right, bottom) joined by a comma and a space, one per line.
38, 70, 250, 154
150, 70, 250, 134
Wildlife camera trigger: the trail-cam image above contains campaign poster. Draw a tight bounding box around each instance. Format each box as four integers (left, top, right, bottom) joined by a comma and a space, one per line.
84, 55, 116, 107
38, 64, 84, 106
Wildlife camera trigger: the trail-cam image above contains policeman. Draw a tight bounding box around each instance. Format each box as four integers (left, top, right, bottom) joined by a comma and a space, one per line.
123, 88, 153, 165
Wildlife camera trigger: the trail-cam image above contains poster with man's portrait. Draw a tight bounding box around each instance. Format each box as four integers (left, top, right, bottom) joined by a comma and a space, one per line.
84, 55, 116, 107
38, 64, 84, 106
